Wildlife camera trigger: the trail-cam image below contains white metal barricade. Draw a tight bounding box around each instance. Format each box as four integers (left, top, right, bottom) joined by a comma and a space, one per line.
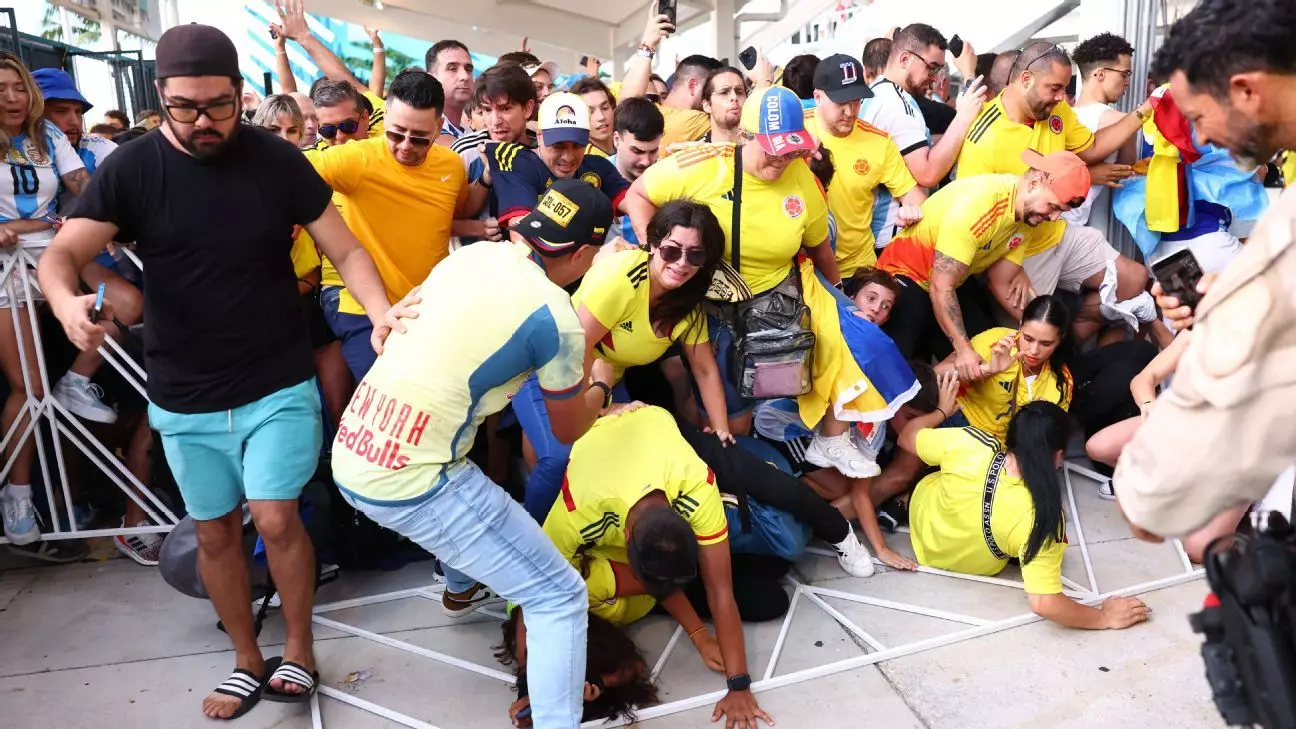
0, 247, 178, 545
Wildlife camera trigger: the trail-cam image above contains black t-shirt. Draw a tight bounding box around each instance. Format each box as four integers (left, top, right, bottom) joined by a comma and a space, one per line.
913, 94, 956, 136
71, 127, 333, 413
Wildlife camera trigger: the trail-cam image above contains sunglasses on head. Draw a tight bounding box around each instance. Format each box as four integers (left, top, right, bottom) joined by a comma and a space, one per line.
655, 243, 707, 267
385, 129, 435, 148
319, 119, 360, 138
644, 93, 663, 104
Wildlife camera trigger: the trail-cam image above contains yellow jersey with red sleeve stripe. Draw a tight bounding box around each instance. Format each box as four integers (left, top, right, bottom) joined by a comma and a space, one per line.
956, 95, 1095, 255
877, 174, 1028, 290
638, 143, 829, 295
543, 406, 729, 573
583, 557, 657, 626
958, 327, 1074, 443
809, 110, 918, 276
572, 248, 709, 384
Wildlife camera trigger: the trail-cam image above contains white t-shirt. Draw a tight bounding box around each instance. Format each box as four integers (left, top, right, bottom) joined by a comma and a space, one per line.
1063, 103, 1114, 226
1, 120, 85, 248
860, 78, 931, 249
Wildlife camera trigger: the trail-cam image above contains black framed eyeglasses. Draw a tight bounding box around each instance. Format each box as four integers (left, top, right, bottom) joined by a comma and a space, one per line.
319, 118, 361, 139
1100, 67, 1134, 79
385, 129, 434, 148
906, 50, 944, 75
655, 243, 707, 267
164, 101, 238, 123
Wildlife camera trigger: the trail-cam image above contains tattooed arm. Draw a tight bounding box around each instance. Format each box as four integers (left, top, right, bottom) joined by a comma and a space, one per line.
929, 251, 985, 380
61, 168, 91, 198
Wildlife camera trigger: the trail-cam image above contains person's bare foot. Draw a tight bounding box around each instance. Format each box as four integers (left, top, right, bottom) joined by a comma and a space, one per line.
269, 650, 316, 696
202, 656, 266, 719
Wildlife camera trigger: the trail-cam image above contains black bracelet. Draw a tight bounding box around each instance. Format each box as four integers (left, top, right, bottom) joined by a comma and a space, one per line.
935, 406, 948, 421
588, 380, 614, 409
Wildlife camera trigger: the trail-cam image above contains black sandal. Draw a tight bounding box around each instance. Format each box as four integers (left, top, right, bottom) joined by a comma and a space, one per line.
210, 666, 269, 720
262, 657, 319, 703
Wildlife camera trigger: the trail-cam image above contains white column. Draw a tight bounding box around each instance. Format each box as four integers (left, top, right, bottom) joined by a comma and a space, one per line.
714, 0, 737, 66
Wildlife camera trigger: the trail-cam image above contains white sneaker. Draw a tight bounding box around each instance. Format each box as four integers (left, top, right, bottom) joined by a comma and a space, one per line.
112, 519, 163, 566
53, 374, 118, 424
804, 433, 880, 478
1098, 480, 1116, 501
1, 486, 41, 546
832, 530, 875, 578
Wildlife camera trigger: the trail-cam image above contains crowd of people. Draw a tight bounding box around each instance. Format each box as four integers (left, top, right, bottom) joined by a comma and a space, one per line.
0, 0, 1288, 725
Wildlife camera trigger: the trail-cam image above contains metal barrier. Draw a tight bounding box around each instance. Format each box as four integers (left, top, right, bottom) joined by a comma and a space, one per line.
0, 247, 178, 545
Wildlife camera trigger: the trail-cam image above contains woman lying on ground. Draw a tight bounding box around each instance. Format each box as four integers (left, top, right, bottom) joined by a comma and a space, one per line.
898, 386, 1150, 631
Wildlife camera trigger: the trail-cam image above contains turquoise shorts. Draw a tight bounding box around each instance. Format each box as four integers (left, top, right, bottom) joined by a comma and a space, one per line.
149, 378, 323, 521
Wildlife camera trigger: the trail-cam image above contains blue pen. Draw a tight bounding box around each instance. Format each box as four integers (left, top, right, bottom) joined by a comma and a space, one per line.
91, 282, 106, 323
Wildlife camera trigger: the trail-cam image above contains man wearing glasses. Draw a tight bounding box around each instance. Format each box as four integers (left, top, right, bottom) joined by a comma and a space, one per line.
39, 24, 389, 720
957, 41, 1152, 318
862, 23, 988, 249
309, 70, 469, 381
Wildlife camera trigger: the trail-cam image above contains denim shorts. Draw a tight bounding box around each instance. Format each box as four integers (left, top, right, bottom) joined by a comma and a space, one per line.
149, 378, 323, 520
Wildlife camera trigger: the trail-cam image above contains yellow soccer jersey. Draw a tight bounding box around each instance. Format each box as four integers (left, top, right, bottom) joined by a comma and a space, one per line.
543, 406, 729, 568
957, 95, 1095, 256
290, 227, 321, 280
659, 105, 712, 149
583, 557, 657, 626
959, 327, 1074, 443
639, 144, 829, 295
810, 111, 918, 276
909, 427, 1066, 594
572, 248, 708, 383
877, 174, 1028, 290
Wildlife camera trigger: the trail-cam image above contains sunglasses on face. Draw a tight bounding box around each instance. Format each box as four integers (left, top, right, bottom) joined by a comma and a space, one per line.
319, 118, 360, 138
385, 129, 434, 148
655, 243, 707, 267
164, 101, 238, 123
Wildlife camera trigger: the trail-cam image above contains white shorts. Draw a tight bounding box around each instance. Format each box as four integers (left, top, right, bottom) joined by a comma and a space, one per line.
1149, 230, 1243, 275
1023, 223, 1120, 295
0, 245, 46, 309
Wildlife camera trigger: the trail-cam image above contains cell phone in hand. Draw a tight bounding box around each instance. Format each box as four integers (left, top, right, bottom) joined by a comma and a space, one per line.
949, 34, 964, 58
739, 46, 758, 71
657, 0, 677, 26
269, 27, 278, 41
579, 55, 589, 67
91, 282, 106, 324
1150, 248, 1205, 312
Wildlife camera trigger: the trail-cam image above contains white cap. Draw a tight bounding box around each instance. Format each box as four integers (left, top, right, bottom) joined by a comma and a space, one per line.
537, 92, 590, 146
522, 60, 560, 80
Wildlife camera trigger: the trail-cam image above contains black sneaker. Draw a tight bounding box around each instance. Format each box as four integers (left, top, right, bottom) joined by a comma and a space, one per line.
877, 498, 909, 534
8, 539, 89, 563
441, 582, 504, 618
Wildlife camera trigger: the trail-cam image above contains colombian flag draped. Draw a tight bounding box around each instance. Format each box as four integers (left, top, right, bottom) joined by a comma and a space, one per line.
1113, 85, 1269, 258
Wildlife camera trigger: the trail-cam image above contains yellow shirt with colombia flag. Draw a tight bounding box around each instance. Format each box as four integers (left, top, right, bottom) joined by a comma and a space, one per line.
639, 144, 829, 295
877, 174, 1028, 290
309, 135, 467, 315
959, 327, 1073, 443
909, 426, 1067, 594
573, 248, 708, 384
809, 110, 918, 276
956, 94, 1095, 256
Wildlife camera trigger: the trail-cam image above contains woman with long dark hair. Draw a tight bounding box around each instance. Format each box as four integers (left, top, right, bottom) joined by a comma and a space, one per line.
938, 294, 1074, 442
898, 387, 1150, 630
513, 199, 733, 521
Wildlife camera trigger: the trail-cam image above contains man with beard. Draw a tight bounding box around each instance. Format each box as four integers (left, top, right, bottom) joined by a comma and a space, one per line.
877, 151, 1091, 367
608, 97, 664, 244
619, 7, 721, 148
37, 24, 389, 721
1116, 0, 1296, 545
701, 66, 746, 145
810, 54, 926, 277
426, 39, 474, 144
957, 42, 1151, 306
862, 24, 986, 252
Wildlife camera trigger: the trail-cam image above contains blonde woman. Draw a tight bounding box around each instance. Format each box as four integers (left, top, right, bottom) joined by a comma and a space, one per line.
0, 53, 92, 553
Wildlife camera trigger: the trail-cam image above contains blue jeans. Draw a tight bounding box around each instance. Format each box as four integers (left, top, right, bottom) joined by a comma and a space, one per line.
513, 374, 628, 522
342, 461, 587, 728
320, 286, 378, 380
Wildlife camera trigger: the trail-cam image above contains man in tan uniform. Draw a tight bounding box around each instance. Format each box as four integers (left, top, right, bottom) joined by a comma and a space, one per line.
1114, 0, 1296, 540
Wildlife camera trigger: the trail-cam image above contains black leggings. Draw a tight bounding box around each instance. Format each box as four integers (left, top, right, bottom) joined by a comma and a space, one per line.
682, 554, 792, 623
882, 275, 998, 361
1069, 339, 1159, 439
678, 421, 850, 545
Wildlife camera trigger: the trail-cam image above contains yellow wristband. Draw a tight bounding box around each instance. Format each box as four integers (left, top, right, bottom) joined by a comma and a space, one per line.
688, 626, 707, 640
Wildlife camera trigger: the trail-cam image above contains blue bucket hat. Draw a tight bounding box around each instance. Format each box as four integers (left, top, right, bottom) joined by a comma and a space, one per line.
31, 68, 92, 111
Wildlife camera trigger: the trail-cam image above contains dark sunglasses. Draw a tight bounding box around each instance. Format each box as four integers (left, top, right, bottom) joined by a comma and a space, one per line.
319, 118, 360, 138
164, 101, 238, 124
655, 243, 707, 267
385, 129, 434, 148
644, 93, 663, 104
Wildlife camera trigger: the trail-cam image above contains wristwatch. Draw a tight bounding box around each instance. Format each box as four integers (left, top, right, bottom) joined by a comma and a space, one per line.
588, 380, 614, 410
726, 674, 752, 692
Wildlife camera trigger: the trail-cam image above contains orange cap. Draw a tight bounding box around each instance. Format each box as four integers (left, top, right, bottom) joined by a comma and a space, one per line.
1021, 149, 1091, 205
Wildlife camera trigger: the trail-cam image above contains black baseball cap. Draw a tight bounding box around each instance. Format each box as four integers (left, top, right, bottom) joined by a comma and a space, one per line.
513, 179, 613, 256
155, 24, 240, 81
627, 505, 699, 600
813, 54, 873, 103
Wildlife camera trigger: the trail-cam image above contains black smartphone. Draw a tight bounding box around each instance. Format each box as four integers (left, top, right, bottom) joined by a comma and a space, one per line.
1150, 248, 1205, 312
739, 46, 757, 71
949, 34, 964, 58
657, 0, 677, 27
269, 28, 278, 41
579, 55, 589, 67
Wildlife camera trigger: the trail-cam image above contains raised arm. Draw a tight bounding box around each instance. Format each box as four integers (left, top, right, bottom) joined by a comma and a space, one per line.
270, 24, 297, 93
365, 26, 386, 98
277, 0, 367, 94
902, 77, 987, 187
620, 7, 675, 100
